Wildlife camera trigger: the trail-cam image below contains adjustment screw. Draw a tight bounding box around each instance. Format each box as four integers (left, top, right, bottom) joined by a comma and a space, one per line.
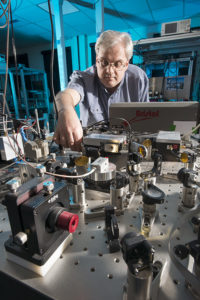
174, 244, 189, 260
6, 178, 21, 193
14, 232, 28, 246
43, 181, 54, 194
36, 165, 46, 177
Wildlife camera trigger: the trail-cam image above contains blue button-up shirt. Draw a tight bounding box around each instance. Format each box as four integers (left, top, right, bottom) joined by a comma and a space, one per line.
67, 64, 149, 127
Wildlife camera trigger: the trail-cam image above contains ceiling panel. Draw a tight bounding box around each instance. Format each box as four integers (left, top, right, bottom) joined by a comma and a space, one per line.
184, 2, 200, 17
104, 17, 128, 31
72, 20, 96, 34
33, 19, 52, 31
14, 23, 50, 37
69, 4, 96, 22
104, 13, 154, 32
104, 0, 154, 33
153, 5, 185, 22
105, 0, 149, 15
0, 0, 200, 52
7, 19, 30, 29
29, 0, 50, 5
148, 0, 182, 10
62, 11, 94, 24
11, 0, 33, 11
63, 22, 89, 37
14, 6, 50, 23
108, 0, 127, 3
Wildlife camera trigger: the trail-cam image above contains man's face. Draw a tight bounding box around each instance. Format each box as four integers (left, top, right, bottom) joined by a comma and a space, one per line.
96, 43, 129, 92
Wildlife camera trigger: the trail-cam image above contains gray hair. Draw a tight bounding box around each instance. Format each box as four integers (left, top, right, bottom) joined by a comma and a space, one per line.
95, 30, 133, 61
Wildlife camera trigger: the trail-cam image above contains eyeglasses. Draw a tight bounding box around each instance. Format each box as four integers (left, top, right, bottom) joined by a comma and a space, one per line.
97, 58, 127, 71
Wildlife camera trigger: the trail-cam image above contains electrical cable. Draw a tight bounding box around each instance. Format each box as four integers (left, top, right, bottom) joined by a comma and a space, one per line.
0, 160, 17, 170
11, 0, 23, 14
19, 127, 28, 143
47, 0, 58, 119
5, 130, 24, 160
4, 126, 97, 180
22, 120, 37, 130
20, 124, 38, 136
10, 132, 24, 157
10, 4, 21, 108
2, 0, 10, 118
0, 0, 9, 20
84, 117, 132, 143
86, 116, 131, 132
110, 117, 132, 133
0, 111, 34, 130
182, 123, 200, 139
85, 119, 108, 129
0, 14, 8, 29
45, 167, 96, 179
4, 110, 25, 158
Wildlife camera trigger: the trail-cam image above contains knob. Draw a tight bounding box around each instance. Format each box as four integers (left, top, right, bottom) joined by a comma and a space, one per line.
142, 183, 165, 205
43, 181, 54, 194
36, 164, 46, 177
56, 211, 79, 233
14, 232, 28, 245
46, 207, 79, 233
6, 178, 21, 192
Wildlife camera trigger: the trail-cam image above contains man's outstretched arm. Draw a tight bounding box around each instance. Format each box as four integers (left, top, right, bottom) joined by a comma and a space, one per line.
53, 88, 83, 151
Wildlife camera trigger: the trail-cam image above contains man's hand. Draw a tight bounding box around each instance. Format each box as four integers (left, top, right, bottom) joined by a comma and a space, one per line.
53, 107, 83, 151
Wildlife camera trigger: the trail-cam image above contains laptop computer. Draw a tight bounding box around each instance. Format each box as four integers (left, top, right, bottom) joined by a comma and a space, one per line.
109, 101, 199, 133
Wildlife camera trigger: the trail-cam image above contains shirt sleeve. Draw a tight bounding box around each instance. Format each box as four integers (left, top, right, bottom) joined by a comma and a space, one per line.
139, 71, 149, 102
67, 70, 85, 103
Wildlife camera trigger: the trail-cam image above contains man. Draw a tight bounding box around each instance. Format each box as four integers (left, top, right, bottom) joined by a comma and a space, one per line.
54, 30, 149, 150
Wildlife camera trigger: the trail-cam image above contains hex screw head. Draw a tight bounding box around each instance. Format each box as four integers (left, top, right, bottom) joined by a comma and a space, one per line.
43, 181, 54, 193
6, 178, 20, 192
36, 165, 46, 177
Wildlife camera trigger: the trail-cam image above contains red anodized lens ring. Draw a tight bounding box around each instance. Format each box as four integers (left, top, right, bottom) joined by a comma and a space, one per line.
56, 211, 79, 233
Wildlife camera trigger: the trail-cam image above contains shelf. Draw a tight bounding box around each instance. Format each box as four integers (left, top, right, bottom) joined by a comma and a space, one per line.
133, 31, 200, 55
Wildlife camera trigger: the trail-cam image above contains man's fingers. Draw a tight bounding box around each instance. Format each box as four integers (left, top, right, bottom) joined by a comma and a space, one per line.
73, 127, 83, 144
53, 130, 79, 149
59, 135, 69, 148
70, 137, 82, 151
53, 131, 60, 144
54, 131, 69, 148
66, 131, 74, 147
71, 129, 83, 151
53, 110, 83, 150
